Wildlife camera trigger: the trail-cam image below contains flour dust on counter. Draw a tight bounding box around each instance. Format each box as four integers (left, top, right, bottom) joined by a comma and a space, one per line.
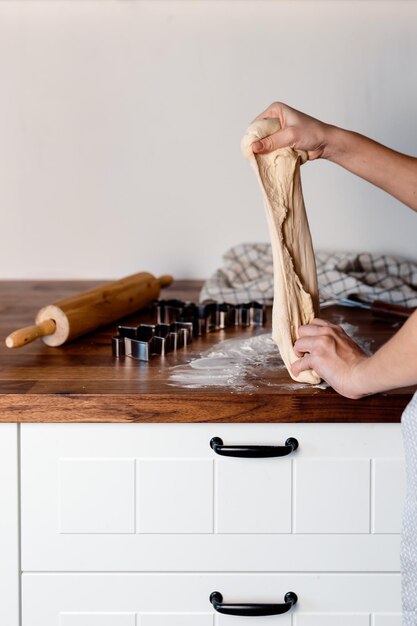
169, 331, 286, 390
169, 319, 370, 390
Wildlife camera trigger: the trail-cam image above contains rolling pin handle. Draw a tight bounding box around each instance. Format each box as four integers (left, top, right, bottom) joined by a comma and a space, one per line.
5, 319, 56, 349
158, 275, 174, 288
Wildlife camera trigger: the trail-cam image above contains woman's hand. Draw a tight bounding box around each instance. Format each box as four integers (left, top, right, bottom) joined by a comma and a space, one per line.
291, 318, 369, 399
252, 102, 335, 160
252, 101, 417, 210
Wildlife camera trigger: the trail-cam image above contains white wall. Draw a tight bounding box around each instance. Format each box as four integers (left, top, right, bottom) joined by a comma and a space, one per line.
1, 0, 416, 280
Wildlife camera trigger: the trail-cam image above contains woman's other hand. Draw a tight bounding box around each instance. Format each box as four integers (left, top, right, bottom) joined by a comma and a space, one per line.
291, 318, 369, 399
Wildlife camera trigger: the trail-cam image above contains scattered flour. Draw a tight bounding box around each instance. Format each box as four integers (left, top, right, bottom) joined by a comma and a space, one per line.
169, 316, 372, 391
169, 332, 284, 390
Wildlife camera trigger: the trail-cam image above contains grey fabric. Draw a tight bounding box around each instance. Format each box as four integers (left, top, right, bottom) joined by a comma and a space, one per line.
200, 243, 417, 306
402, 391, 417, 625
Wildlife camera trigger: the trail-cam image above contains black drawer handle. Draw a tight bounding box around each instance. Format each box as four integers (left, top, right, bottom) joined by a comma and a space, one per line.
210, 437, 298, 458
210, 591, 298, 616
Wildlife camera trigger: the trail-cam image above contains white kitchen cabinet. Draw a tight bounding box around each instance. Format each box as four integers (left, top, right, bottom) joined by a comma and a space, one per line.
21, 423, 404, 571
294, 458, 371, 533
141, 617, 214, 626
215, 455, 292, 533
61, 616, 137, 626
19, 422, 405, 624
372, 616, 402, 625
294, 616, 369, 625
22, 573, 401, 625
137, 458, 214, 533
372, 459, 406, 533
0, 424, 19, 626
295, 616, 401, 626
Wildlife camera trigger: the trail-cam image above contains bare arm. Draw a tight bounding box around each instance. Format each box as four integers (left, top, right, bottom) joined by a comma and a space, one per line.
326, 127, 417, 211
252, 102, 417, 211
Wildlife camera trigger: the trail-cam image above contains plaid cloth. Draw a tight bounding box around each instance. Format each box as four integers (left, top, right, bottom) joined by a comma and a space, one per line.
200, 243, 417, 307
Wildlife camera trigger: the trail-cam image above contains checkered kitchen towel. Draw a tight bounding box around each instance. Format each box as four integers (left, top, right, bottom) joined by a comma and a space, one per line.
200, 243, 417, 307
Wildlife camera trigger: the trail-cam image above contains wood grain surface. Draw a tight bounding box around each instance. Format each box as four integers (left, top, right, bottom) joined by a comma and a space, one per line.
0, 280, 414, 422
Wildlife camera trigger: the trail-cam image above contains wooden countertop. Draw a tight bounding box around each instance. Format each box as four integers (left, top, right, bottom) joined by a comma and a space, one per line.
0, 280, 414, 423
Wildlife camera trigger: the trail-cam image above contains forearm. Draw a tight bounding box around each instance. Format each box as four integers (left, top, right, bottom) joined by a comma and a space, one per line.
325, 126, 417, 211
252, 102, 417, 210
352, 310, 417, 396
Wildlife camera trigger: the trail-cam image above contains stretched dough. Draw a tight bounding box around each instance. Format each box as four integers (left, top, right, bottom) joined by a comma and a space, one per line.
241, 118, 320, 384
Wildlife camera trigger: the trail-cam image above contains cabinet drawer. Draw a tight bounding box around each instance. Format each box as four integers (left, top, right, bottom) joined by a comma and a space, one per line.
21, 423, 405, 571
22, 573, 401, 625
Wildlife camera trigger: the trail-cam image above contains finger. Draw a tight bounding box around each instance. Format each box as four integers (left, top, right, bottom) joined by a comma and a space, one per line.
309, 319, 349, 338
311, 318, 333, 326
254, 102, 283, 121
252, 128, 295, 154
291, 354, 313, 376
298, 319, 342, 337
298, 322, 334, 337
293, 337, 316, 356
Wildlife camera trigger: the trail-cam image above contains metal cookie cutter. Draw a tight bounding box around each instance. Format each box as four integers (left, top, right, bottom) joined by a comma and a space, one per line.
112, 299, 266, 362
153, 300, 266, 333
154, 300, 211, 336
112, 321, 193, 362
154, 299, 188, 324
236, 301, 266, 327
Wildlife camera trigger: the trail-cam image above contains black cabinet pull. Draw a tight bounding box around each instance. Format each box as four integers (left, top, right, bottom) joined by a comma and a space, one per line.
210, 437, 298, 458
209, 591, 297, 616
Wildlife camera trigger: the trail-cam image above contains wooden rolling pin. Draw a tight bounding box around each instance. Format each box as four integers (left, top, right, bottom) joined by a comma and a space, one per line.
5, 272, 173, 349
